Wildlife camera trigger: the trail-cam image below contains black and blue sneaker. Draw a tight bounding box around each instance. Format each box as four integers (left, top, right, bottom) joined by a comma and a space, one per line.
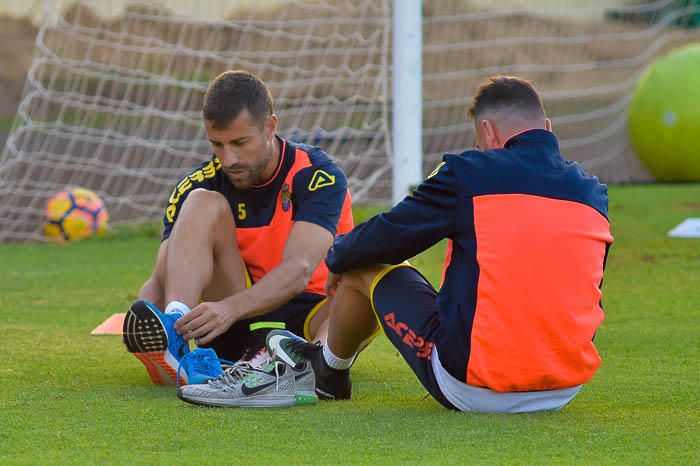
122, 300, 190, 386
266, 330, 351, 400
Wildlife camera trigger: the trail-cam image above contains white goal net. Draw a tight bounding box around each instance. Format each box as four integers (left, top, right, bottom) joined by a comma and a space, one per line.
1, 0, 699, 241
420, 0, 700, 184
0, 0, 391, 241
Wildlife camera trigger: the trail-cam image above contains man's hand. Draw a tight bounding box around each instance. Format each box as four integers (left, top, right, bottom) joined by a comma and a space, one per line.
325, 271, 342, 296
174, 300, 236, 345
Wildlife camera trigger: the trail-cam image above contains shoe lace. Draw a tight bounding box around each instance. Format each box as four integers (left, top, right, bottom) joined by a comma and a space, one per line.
176, 350, 234, 386
265, 359, 282, 392
273, 360, 281, 391
209, 358, 283, 391
206, 360, 257, 388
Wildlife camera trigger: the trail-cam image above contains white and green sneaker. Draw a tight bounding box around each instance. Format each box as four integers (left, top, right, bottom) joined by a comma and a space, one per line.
177, 360, 296, 408
291, 360, 317, 405
237, 340, 317, 405
266, 330, 351, 400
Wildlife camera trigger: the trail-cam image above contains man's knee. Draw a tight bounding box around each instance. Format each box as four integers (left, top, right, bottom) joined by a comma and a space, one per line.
339, 265, 388, 298
179, 189, 232, 224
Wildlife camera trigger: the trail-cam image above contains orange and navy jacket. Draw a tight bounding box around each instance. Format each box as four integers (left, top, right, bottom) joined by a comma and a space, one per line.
326, 129, 613, 392
163, 136, 354, 295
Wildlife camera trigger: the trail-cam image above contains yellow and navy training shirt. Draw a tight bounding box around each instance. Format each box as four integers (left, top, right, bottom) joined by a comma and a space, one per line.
162, 136, 354, 295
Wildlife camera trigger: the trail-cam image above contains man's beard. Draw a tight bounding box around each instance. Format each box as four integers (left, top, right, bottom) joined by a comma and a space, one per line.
226, 155, 272, 189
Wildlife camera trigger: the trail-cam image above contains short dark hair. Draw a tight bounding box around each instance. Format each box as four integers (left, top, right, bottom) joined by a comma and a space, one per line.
202, 70, 274, 130
468, 75, 545, 121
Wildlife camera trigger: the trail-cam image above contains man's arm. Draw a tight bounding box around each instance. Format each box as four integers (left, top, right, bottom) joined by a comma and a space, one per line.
175, 220, 333, 345
225, 220, 333, 317
326, 159, 459, 273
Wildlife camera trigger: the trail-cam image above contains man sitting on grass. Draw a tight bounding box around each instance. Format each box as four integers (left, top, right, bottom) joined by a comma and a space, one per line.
123, 70, 353, 408
265, 75, 614, 413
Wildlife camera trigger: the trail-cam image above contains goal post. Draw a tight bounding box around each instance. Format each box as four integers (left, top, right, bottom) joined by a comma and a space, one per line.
391, 0, 422, 204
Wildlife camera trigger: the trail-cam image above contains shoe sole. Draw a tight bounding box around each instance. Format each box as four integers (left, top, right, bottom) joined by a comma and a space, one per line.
177, 389, 296, 408
295, 391, 318, 405
123, 302, 185, 386
294, 365, 318, 405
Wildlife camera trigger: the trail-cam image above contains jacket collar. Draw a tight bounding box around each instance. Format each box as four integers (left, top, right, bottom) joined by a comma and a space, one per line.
503, 128, 558, 150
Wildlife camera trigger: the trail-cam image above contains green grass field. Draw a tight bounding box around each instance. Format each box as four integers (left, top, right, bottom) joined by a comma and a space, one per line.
1, 184, 698, 465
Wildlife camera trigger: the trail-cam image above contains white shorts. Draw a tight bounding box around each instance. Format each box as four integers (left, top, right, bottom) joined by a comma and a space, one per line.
431, 346, 582, 413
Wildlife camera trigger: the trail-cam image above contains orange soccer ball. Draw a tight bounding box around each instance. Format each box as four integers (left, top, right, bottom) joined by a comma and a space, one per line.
43, 188, 109, 241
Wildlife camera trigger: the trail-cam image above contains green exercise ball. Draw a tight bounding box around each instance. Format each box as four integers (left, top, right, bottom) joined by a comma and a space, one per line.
628, 43, 700, 181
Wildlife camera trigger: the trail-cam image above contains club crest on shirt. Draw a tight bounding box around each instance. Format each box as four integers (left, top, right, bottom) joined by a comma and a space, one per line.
281, 183, 291, 212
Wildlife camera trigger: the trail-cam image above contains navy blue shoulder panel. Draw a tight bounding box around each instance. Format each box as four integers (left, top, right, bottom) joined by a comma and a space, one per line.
445, 130, 609, 219
287, 140, 337, 166
288, 140, 349, 236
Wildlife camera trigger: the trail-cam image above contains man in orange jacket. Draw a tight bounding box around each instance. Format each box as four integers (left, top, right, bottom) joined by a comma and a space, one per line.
267, 75, 613, 412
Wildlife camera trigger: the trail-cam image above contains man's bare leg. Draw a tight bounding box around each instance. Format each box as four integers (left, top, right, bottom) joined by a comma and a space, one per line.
163, 188, 247, 310
306, 265, 382, 353
266, 265, 387, 400
124, 189, 248, 385
324, 265, 384, 361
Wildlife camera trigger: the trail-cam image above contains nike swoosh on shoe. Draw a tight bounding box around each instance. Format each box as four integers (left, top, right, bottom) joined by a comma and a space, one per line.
240, 380, 277, 396
268, 334, 297, 366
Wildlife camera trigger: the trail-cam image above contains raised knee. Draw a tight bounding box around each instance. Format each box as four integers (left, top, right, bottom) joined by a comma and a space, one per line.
180, 189, 231, 221
338, 265, 385, 297
339, 269, 365, 290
